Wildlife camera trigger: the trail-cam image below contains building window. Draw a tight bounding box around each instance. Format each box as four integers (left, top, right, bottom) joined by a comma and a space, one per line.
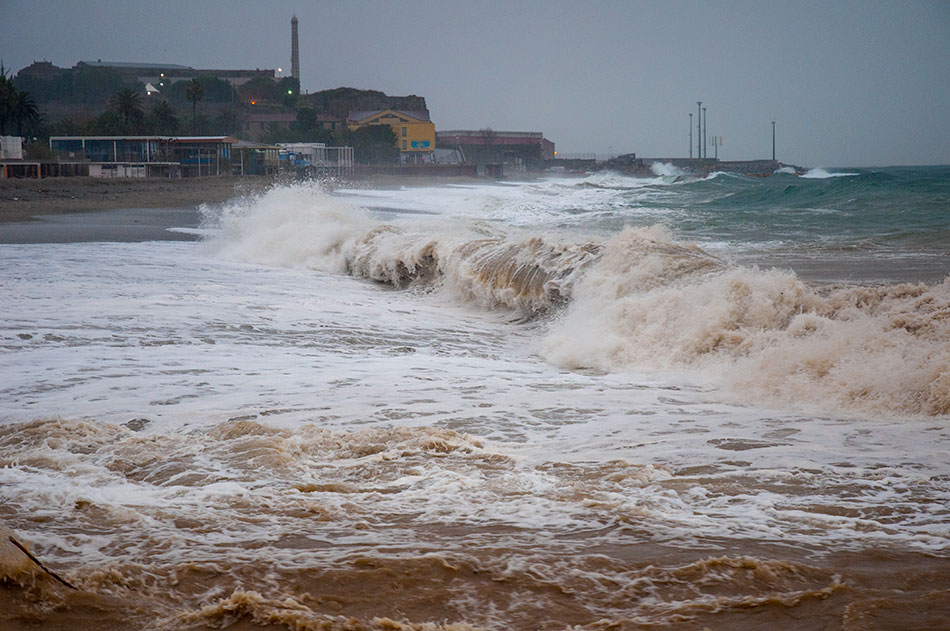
402, 127, 407, 137
402, 140, 407, 150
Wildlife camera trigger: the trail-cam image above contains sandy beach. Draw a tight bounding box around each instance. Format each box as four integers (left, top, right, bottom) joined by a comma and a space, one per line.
0, 173, 494, 243
0, 176, 272, 222
0, 177, 279, 244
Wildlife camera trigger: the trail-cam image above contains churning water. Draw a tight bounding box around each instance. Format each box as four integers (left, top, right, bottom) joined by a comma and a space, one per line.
2, 167, 949, 629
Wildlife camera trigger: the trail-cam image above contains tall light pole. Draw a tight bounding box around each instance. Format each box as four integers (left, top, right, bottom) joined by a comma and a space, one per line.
702, 107, 707, 159
771, 121, 776, 160
697, 101, 702, 160
689, 114, 694, 158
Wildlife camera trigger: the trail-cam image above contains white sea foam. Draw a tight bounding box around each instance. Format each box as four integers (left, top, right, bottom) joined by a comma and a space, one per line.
2, 178, 949, 600
800, 167, 860, 179
650, 162, 686, 177
542, 227, 950, 416
198, 183, 950, 418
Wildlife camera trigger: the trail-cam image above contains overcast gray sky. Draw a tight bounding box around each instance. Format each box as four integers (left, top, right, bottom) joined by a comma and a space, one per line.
3, 0, 949, 166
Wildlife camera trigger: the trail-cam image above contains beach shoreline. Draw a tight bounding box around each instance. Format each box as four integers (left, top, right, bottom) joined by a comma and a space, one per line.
0, 176, 274, 223
0, 173, 496, 224
0, 174, 487, 243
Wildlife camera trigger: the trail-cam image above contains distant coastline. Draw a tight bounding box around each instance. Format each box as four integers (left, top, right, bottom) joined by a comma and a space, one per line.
596, 155, 802, 177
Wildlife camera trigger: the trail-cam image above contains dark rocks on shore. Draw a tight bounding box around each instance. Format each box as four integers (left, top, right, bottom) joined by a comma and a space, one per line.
596, 153, 801, 178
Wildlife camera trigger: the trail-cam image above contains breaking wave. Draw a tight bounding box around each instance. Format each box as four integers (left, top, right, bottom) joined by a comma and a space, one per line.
544, 227, 950, 416
800, 168, 860, 179
203, 184, 950, 417
651, 162, 686, 177
204, 183, 602, 312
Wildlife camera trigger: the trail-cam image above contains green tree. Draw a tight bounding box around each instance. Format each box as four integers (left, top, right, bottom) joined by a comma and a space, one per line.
53, 117, 90, 136
237, 77, 278, 104
12, 90, 40, 136
215, 105, 239, 136
185, 78, 204, 130
277, 76, 299, 107
71, 65, 126, 104
345, 125, 398, 164
90, 110, 125, 135
261, 122, 295, 145
192, 113, 212, 136
108, 87, 143, 128
167, 75, 233, 105
0, 63, 16, 134
148, 100, 179, 135
291, 107, 333, 144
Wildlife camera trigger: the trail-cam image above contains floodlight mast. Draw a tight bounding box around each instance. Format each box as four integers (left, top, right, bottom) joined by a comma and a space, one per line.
697, 102, 702, 159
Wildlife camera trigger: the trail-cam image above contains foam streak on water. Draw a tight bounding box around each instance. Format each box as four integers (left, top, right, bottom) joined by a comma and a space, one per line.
2, 173, 949, 630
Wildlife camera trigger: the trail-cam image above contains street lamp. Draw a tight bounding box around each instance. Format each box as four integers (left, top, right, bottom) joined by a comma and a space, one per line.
696, 101, 702, 159
702, 107, 707, 159
771, 121, 776, 160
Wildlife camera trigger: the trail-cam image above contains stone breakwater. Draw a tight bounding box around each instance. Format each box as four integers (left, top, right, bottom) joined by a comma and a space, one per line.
597, 154, 799, 177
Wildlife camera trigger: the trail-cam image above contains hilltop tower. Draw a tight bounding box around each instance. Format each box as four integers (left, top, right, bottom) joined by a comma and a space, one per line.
291, 15, 300, 80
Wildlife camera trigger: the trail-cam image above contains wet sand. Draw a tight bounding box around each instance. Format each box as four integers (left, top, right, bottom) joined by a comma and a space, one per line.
0, 176, 265, 243
0, 176, 271, 221
0, 175, 487, 243
0, 207, 205, 243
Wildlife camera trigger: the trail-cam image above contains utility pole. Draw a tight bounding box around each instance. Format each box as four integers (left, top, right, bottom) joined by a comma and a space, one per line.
689, 113, 693, 158
771, 121, 776, 160
696, 101, 702, 160
702, 107, 707, 159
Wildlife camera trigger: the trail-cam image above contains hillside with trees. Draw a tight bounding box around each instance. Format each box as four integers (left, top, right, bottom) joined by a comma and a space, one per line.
8, 61, 429, 163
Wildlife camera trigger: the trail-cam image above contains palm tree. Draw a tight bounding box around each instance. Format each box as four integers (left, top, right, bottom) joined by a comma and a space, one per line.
108, 87, 143, 127
149, 99, 178, 135
0, 64, 16, 135
185, 79, 204, 130
12, 90, 39, 136
215, 105, 239, 136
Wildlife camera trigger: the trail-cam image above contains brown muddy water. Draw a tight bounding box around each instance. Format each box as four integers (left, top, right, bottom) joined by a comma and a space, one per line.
1, 419, 948, 630
2, 179, 949, 629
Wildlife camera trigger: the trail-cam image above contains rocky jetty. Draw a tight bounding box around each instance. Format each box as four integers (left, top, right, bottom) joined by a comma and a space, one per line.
596, 154, 801, 177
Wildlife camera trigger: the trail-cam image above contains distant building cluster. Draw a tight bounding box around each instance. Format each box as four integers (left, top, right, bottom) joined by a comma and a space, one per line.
4, 15, 559, 178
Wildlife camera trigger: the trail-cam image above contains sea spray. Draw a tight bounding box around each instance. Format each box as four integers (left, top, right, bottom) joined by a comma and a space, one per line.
543, 227, 950, 416
202, 184, 950, 416
202, 181, 376, 273
4, 170, 950, 630
651, 162, 686, 177
204, 183, 603, 312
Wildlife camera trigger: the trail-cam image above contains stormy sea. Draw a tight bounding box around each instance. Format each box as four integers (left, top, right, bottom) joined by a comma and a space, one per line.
2, 165, 949, 630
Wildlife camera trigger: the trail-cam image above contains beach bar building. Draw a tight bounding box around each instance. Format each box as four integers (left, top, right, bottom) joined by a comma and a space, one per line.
49, 136, 237, 178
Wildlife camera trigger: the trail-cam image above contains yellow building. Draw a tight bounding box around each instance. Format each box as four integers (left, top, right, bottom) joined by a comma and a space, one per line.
348, 109, 436, 163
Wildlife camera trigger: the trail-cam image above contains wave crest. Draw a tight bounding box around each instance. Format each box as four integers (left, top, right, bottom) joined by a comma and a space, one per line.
545, 231, 950, 416
204, 184, 950, 416
205, 185, 603, 313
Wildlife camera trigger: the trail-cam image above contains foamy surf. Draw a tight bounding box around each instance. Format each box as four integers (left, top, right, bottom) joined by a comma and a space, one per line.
2, 417, 948, 629
544, 227, 950, 416
800, 167, 861, 179
3, 169, 950, 630
202, 185, 950, 417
